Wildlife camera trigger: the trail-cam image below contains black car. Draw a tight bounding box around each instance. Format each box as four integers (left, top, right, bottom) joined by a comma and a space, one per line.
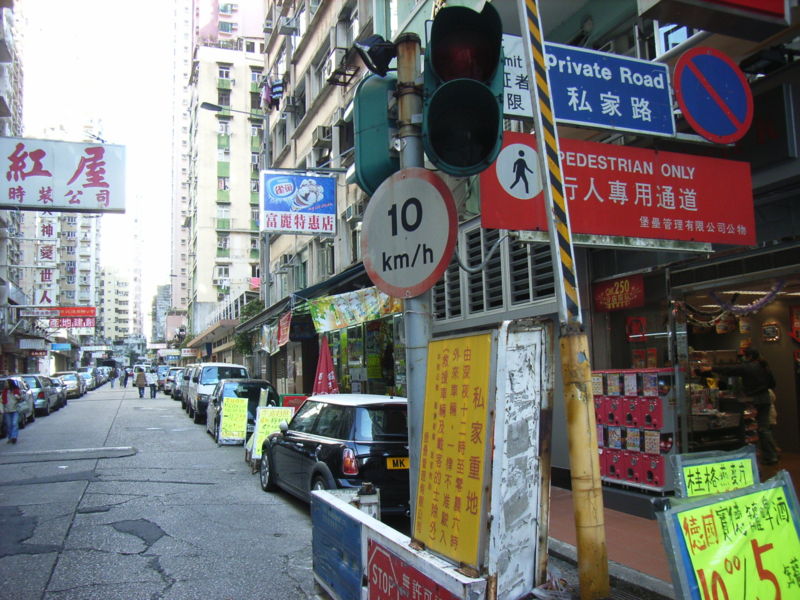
259, 394, 410, 516
206, 378, 280, 443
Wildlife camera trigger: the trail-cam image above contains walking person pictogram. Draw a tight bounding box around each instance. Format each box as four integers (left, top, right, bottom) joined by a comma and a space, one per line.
509, 150, 534, 195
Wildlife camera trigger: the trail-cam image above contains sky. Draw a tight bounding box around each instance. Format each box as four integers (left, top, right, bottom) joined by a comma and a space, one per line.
20, 0, 177, 336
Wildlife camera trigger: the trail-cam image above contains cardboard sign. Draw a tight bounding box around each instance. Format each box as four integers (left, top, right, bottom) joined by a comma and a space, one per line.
481, 132, 755, 245
657, 471, 800, 599
673, 447, 759, 498
219, 397, 248, 443
251, 406, 294, 460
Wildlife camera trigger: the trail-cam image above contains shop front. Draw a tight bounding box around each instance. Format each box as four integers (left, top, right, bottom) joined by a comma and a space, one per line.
588, 240, 800, 498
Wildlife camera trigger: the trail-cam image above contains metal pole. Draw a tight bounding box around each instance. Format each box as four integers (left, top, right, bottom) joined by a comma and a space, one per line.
395, 33, 428, 522
517, 1, 609, 598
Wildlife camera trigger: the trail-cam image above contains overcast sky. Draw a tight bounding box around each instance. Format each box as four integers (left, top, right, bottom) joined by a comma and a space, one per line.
20, 0, 177, 336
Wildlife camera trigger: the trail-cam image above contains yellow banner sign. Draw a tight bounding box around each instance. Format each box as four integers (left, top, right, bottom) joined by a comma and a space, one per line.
251, 407, 295, 460
682, 458, 755, 497
219, 397, 248, 442
413, 333, 492, 568
678, 485, 800, 598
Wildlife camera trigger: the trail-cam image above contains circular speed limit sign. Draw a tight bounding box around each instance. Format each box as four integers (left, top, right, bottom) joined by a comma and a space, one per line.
361, 168, 457, 298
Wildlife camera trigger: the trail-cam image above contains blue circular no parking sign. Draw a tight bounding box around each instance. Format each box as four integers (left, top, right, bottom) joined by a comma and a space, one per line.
674, 46, 753, 144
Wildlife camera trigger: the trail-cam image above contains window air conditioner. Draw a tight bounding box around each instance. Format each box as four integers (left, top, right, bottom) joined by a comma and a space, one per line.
278, 16, 298, 36
312, 125, 332, 148
345, 201, 363, 222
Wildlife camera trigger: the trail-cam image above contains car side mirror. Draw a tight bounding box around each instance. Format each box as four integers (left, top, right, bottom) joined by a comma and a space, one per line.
279, 421, 289, 434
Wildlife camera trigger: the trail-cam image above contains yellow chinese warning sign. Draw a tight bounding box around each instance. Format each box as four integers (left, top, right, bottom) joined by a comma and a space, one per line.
220, 397, 248, 441
413, 332, 493, 568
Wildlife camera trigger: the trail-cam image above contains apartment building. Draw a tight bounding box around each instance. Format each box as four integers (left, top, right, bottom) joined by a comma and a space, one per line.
185, 0, 265, 340
97, 268, 130, 342
151, 284, 171, 343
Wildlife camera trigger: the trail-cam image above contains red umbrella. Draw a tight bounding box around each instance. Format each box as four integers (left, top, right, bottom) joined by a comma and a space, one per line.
312, 337, 339, 395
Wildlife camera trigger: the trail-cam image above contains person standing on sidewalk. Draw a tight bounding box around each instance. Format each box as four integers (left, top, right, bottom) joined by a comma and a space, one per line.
133, 367, 147, 399
146, 368, 157, 399
1, 379, 21, 444
110, 367, 117, 389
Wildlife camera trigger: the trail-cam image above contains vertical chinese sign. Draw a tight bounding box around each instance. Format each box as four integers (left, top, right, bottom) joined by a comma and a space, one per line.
414, 333, 494, 568
35, 212, 60, 306
0, 137, 125, 213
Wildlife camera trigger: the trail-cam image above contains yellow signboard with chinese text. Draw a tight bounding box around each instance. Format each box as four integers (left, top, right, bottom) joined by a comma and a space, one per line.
681, 459, 756, 497
251, 406, 295, 460
659, 472, 800, 599
413, 332, 493, 568
219, 397, 248, 442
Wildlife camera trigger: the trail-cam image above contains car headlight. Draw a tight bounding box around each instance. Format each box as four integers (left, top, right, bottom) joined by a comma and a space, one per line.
198, 394, 210, 404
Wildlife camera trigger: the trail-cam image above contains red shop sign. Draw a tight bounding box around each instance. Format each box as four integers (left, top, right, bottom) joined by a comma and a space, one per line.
277, 312, 292, 348
367, 539, 459, 600
48, 306, 96, 317
481, 132, 755, 245
593, 275, 645, 312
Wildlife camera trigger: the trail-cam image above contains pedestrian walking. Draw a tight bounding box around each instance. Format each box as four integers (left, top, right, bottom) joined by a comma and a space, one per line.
110, 367, 117, 388
123, 368, 130, 388
133, 367, 147, 399
1, 379, 21, 444
146, 368, 157, 399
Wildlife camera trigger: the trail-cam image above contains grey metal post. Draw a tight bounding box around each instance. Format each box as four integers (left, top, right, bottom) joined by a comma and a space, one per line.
395, 33, 428, 522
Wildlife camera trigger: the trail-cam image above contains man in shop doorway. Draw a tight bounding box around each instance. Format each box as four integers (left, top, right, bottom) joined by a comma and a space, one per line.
700, 348, 779, 465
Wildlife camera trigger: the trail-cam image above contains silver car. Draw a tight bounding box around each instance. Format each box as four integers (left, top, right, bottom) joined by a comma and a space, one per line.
21, 374, 60, 416
1, 376, 36, 428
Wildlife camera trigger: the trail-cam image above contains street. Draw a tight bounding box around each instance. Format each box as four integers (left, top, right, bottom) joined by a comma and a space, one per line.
0, 383, 319, 600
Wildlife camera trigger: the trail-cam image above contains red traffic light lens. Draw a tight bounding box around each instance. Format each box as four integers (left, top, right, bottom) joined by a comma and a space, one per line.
433, 31, 499, 82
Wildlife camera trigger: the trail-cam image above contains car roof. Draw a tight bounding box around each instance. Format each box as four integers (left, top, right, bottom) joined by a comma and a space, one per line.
218, 378, 273, 385
198, 362, 247, 368
305, 393, 407, 407
53, 371, 78, 375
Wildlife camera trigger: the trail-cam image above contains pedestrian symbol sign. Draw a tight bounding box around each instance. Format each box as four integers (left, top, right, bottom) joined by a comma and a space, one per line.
495, 143, 543, 200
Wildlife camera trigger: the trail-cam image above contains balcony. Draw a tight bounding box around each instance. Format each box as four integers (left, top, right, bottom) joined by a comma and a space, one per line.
217, 78, 233, 90
216, 248, 230, 258
216, 218, 231, 230
217, 189, 230, 203
217, 162, 230, 177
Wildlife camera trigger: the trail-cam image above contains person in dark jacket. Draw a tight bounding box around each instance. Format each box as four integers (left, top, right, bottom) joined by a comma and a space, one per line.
702, 348, 778, 465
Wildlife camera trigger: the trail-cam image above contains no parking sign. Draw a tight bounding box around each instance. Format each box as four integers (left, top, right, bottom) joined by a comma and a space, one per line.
674, 47, 753, 144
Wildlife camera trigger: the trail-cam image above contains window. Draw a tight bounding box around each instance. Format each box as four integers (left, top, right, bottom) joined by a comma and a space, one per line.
218, 119, 231, 134
250, 91, 260, 110
217, 206, 230, 219
218, 177, 230, 190
250, 179, 259, 193
250, 68, 262, 83
246, 41, 255, 53
66, 275, 76, 284
217, 235, 229, 249
250, 235, 259, 251
218, 89, 231, 106
250, 207, 259, 221
251, 152, 260, 166
65, 245, 75, 255
218, 21, 236, 33
354, 405, 407, 441
215, 265, 230, 278
217, 148, 231, 161
250, 123, 262, 137
315, 404, 349, 439
218, 65, 231, 79
290, 400, 323, 434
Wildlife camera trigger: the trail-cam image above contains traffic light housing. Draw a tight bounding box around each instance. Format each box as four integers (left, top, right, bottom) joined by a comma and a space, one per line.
422, 3, 504, 177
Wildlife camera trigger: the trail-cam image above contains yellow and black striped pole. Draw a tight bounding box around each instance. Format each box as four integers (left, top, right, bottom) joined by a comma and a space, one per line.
517, 1, 610, 598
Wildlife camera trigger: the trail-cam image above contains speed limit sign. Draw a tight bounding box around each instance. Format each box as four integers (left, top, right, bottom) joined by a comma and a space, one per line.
361, 168, 457, 298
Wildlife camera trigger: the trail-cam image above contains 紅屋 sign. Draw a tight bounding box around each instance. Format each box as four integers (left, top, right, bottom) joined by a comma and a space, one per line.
0, 137, 125, 213
260, 171, 336, 235
503, 36, 675, 137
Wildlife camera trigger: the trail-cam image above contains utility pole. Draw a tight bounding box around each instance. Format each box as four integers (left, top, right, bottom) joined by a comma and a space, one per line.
517, 0, 610, 598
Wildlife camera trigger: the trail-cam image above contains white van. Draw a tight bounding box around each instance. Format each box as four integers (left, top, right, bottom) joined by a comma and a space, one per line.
188, 362, 248, 424
180, 364, 199, 411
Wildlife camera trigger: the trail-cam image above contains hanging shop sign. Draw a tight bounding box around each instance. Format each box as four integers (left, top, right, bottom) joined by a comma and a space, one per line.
481, 131, 755, 245
502, 36, 675, 137
790, 306, 800, 343
415, 333, 494, 569
0, 137, 125, 213
277, 312, 292, 347
29, 350, 47, 357
260, 171, 336, 236
672, 446, 759, 498
46, 317, 95, 329
180, 348, 197, 358
50, 343, 71, 351
307, 287, 403, 333
593, 275, 645, 312
657, 471, 800, 600
19, 338, 47, 350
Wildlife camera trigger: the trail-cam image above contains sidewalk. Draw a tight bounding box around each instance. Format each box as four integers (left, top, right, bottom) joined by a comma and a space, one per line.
547, 452, 800, 599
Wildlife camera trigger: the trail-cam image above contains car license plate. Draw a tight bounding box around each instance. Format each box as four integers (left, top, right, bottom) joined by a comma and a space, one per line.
386, 457, 409, 470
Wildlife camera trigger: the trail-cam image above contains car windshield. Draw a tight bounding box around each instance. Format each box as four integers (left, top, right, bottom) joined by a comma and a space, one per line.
60, 374, 78, 382
354, 405, 408, 441
200, 366, 246, 384
22, 376, 38, 387
158, 366, 169, 376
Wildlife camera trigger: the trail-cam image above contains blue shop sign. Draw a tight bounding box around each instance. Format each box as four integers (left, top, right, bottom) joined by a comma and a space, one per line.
261, 171, 337, 236
51, 343, 71, 351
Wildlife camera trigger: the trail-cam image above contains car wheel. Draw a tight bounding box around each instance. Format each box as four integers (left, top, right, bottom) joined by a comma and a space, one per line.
193, 410, 203, 425
311, 474, 331, 492
44, 402, 51, 416
215, 422, 221, 444
259, 450, 277, 491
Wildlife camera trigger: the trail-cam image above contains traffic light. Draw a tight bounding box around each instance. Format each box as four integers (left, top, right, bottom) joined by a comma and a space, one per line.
422, 3, 504, 177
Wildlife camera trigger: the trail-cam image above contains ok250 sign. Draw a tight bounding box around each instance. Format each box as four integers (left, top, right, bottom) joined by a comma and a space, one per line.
361, 168, 457, 298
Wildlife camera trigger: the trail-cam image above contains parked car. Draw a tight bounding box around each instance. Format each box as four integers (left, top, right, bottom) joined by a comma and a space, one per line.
53, 371, 86, 398
1, 375, 36, 429
188, 363, 249, 424
259, 394, 410, 516
165, 367, 184, 398
179, 364, 198, 411
78, 371, 96, 391
51, 376, 69, 408
206, 378, 280, 443
20, 374, 60, 416
77, 366, 100, 389
156, 365, 170, 390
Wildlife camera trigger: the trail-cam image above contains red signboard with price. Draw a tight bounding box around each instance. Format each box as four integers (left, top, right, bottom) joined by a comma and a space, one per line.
593, 275, 645, 312
367, 539, 459, 600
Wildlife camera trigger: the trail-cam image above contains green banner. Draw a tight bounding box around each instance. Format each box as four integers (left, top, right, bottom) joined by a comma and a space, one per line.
308, 287, 402, 333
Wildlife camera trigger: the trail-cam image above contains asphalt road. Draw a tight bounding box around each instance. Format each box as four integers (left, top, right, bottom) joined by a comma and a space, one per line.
0, 382, 319, 600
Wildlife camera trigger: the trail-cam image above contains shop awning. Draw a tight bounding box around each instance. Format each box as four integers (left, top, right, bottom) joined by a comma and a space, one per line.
186, 319, 238, 349
237, 262, 369, 334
